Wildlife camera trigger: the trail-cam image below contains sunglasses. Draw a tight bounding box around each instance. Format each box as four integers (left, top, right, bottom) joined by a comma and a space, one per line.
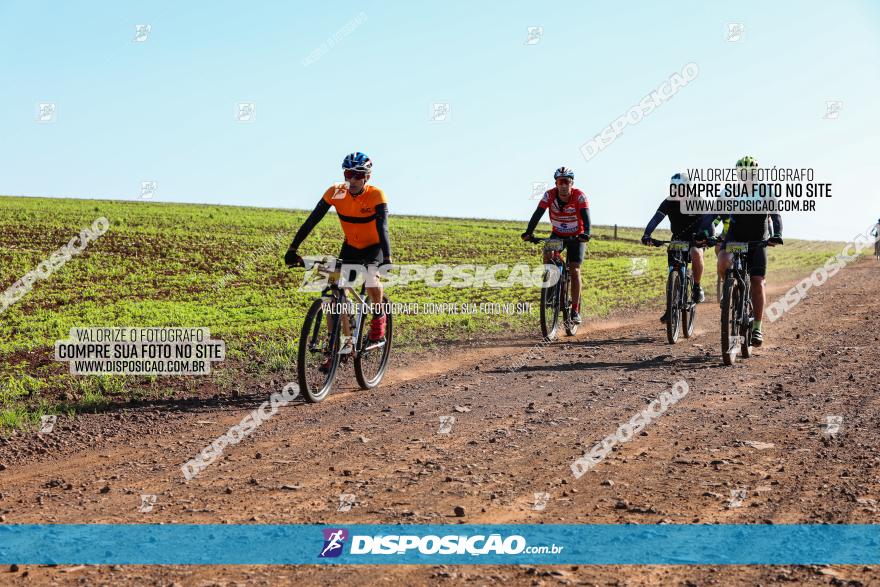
344, 170, 367, 180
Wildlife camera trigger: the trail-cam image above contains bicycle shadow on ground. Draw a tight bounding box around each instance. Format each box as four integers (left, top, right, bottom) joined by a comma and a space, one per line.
566, 336, 656, 347
54, 383, 312, 422
489, 350, 720, 374
506, 355, 673, 373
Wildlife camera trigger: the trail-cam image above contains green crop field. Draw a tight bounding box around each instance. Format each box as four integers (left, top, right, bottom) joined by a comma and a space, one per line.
0, 195, 848, 431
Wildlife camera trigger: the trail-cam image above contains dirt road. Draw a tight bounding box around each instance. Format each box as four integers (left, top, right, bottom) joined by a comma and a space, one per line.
2, 260, 879, 586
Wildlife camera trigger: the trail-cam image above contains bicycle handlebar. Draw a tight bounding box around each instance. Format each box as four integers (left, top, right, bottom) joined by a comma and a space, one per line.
645, 237, 718, 247
528, 236, 588, 244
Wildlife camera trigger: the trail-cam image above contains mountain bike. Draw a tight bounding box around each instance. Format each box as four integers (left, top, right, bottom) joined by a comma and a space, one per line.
529, 236, 585, 340
719, 240, 767, 366
293, 257, 393, 402
647, 238, 707, 344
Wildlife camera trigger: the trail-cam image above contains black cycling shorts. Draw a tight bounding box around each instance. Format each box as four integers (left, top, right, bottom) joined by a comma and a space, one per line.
722, 242, 767, 278
550, 234, 585, 265
338, 242, 383, 267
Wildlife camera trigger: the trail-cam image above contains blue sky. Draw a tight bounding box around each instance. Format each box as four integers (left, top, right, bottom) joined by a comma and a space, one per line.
1, 0, 878, 240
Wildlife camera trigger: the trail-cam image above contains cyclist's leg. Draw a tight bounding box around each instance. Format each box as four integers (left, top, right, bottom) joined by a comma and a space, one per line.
690, 246, 705, 302
747, 247, 768, 343
566, 240, 585, 313
717, 247, 734, 276
690, 246, 704, 284
351, 243, 386, 341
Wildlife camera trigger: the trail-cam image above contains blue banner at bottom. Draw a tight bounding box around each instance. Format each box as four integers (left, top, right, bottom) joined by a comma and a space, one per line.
0, 524, 878, 565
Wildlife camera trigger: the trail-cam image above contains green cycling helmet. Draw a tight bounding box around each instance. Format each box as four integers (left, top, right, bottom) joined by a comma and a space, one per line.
736, 156, 758, 167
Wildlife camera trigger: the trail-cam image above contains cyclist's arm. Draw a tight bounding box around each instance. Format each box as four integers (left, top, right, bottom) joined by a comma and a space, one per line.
580, 207, 591, 237
375, 203, 391, 260
289, 199, 331, 250
525, 206, 546, 235
720, 215, 732, 242
770, 213, 783, 238
642, 209, 666, 238
695, 214, 718, 238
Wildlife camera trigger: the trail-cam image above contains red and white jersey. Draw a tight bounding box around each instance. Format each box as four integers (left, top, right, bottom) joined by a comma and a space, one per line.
538, 188, 589, 236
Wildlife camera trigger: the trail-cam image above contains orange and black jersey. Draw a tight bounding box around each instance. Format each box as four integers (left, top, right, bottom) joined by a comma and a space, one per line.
290, 184, 391, 258
320, 184, 387, 249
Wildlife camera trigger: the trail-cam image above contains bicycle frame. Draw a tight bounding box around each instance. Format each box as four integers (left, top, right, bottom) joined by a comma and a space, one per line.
726, 252, 751, 347
648, 238, 699, 343
312, 264, 378, 360
547, 250, 569, 314
720, 240, 767, 359
531, 236, 583, 339
667, 244, 692, 310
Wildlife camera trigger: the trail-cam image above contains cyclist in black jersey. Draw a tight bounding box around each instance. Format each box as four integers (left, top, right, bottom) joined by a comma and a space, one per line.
642, 172, 715, 323
716, 157, 783, 347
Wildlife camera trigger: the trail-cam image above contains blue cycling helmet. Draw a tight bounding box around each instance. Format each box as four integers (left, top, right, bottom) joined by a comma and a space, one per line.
554, 166, 574, 180
342, 152, 373, 172
670, 172, 690, 185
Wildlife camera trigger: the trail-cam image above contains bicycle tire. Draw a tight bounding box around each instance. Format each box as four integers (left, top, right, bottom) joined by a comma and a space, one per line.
666, 270, 681, 344
740, 282, 753, 358
683, 271, 696, 339
720, 274, 738, 365
297, 297, 340, 402
354, 296, 394, 390
562, 273, 579, 336
540, 267, 561, 340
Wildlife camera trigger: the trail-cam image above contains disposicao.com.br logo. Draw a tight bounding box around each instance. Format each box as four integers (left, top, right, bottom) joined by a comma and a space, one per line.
319, 528, 563, 559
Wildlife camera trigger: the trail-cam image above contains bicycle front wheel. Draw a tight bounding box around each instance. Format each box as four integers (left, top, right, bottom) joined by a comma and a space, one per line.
354, 297, 394, 390
297, 298, 340, 402
540, 267, 561, 340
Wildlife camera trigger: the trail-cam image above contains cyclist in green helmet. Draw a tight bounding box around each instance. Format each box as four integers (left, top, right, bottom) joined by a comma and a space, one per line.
716, 156, 784, 347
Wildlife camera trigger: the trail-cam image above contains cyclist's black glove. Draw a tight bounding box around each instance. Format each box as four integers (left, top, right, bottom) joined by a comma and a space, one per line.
578, 233, 590, 243
768, 236, 784, 246
521, 232, 533, 242
693, 229, 711, 246
284, 246, 302, 268
640, 235, 652, 246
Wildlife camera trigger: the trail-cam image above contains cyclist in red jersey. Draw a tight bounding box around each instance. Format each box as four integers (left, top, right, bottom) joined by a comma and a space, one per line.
521, 166, 591, 324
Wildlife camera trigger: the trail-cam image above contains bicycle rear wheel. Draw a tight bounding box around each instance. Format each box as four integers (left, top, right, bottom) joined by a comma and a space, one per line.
297, 298, 340, 402
740, 284, 753, 358
540, 267, 561, 340
354, 297, 394, 389
683, 271, 696, 338
665, 270, 681, 344
720, 274, 739, 365
562, 275, 579, 336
